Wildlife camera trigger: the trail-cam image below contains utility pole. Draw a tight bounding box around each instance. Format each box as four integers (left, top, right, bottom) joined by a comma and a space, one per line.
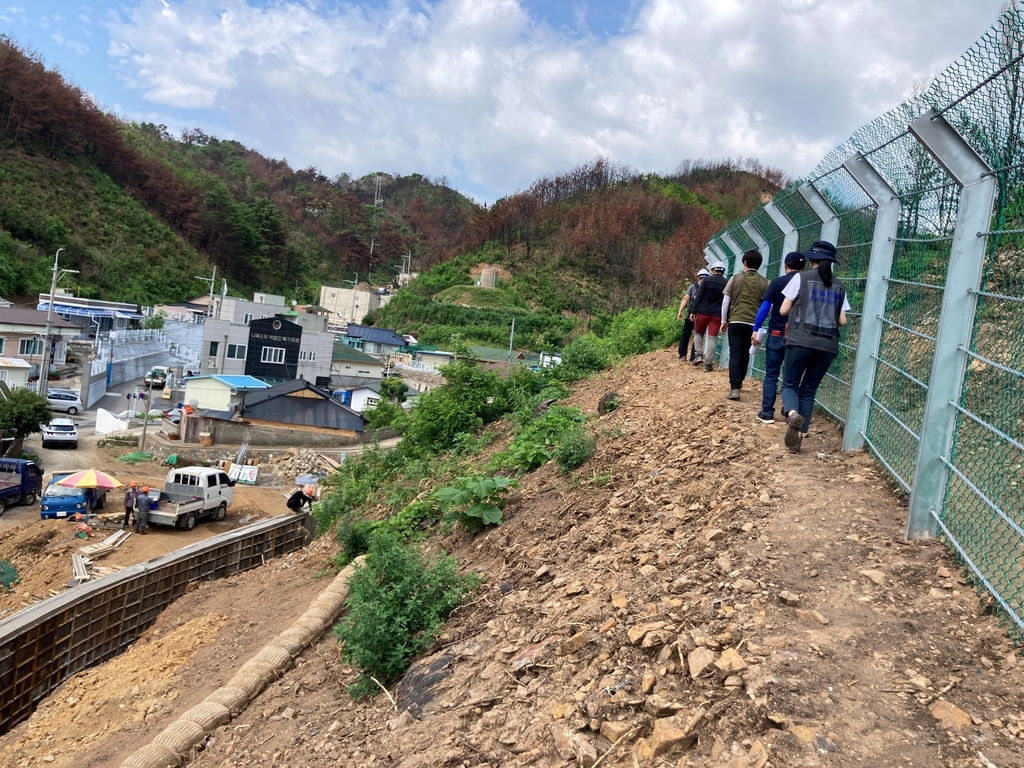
38, 248, 78, 397
506, 317, 515, 378
194, 266, 217, 318
343, 272, 359, 324
368, 174, 384, 275
139, 377, 155, 453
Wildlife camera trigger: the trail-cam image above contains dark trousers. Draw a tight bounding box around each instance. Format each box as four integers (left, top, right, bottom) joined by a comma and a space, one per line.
781, 345, 836, 433
123, 507, 133, 527
727, 323, 754, 389
678, 316, 696, 359
760, 333, 787, 415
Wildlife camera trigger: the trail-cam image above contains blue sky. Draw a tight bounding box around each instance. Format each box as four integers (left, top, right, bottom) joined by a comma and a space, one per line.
0, 1, 1009, 203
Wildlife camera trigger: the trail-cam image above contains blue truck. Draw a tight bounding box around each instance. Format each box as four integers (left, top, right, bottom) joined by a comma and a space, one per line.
39, 472, 108, 520
0, 458, 45, 516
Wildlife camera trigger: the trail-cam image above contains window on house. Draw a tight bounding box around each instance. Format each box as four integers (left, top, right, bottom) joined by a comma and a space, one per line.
357, 369, 370, 374
19, 338, 43, 356
243, 313, 253, 325
299, 350, 307, 361
227, 344, 246, 360
308, 351, 317, 362
365, 397, 380, 407
261, 347, 285, 364
209, 341, 219, 357
0, 371, 6, 381
330, 292, 336, 298
0, 338, 5, 355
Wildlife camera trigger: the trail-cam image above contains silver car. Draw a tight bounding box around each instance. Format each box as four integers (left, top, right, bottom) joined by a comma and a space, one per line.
41, 418, 78, 449
46, 390, 84, 415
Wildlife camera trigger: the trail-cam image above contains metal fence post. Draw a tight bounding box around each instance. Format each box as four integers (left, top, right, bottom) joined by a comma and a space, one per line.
765, 201, 798, 273
840, 152, 900, 451
703, 246, 715, 266
797, 182, 841, 245
741, 220, 770, 277
721, 232, 744, 275
904, 109, 998, 539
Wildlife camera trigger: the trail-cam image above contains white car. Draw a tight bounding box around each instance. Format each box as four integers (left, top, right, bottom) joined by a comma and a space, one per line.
41, 418, 78, 449
46, 390, 84, 415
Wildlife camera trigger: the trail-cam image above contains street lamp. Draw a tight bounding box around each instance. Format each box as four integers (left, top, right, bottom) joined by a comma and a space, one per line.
37, 248, 78, 396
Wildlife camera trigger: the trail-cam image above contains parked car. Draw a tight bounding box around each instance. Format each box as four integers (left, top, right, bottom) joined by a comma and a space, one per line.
46, 389, 83, 415
147, 466, 234, 530
40, 474, 107, 519
0, 458, 45, 515
40, 418, 78, 449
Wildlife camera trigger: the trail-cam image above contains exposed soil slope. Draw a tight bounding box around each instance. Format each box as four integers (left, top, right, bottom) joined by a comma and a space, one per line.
2, 349, 1022, 768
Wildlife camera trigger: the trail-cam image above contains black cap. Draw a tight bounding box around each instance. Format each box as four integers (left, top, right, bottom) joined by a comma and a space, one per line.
800, 240, 838, 264
784, 251, 806, 266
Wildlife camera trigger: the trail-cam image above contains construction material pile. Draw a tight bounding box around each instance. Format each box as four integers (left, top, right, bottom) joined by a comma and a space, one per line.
264, 448, 340, 478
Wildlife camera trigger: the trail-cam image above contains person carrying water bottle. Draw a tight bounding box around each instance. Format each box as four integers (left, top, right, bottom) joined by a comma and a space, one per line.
778, 241, 849, 454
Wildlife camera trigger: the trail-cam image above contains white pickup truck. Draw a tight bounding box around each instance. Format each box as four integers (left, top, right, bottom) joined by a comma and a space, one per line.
146, 466, 235, 530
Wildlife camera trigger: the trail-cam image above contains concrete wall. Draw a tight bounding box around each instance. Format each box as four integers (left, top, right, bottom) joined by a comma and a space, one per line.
80, 364, 108, 409
208, 419, 380, 448
108, 350, 169, 388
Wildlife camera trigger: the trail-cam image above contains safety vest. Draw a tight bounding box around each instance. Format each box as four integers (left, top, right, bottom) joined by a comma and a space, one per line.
786, 270, 846, 355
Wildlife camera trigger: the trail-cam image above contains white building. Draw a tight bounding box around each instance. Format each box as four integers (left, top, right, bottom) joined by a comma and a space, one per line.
319, 285, 392, 326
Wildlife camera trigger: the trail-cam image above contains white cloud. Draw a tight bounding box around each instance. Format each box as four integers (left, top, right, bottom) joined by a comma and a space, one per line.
104, 0, 1008, 200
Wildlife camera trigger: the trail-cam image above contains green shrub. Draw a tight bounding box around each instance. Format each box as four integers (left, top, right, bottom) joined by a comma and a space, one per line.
556, 334, 611, 382
606, 306, 681, 357
335, 531, 478, 697
363, 400, 404, 429
490, 405, 588, 473
436, 475, 517, 533
336, 518, 380, 565
554, 424, 596, 474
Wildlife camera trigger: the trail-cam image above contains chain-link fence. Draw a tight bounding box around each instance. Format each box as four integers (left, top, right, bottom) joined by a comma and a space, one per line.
704, 3, 1024, 643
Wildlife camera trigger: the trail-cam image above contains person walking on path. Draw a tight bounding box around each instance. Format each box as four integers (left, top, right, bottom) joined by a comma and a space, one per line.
778, 241, 849, 453
690, 261, 728, 371
677, 269, 710, 361
720, 250, 770, 400
122, 480, 138, 528
750, 252, 806, 422
134, 486, 152, 535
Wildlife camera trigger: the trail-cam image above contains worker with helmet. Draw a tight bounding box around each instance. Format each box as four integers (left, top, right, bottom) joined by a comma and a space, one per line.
677, 268, 710, 361
134, 486, 152, 535
689, 261, 729, 370
122, 480, 139, 529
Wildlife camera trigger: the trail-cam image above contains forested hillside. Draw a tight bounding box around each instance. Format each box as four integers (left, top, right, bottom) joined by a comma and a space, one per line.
0, 38, 474, 305
375, 157, 784, 349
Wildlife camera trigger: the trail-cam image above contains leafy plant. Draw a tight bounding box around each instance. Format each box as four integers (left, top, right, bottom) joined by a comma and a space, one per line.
554, 424, 596, 474
363, 399, 404, 429
334, 531, 478, 697
0, 389, 52, 456
490, 405, 588, 473
436, 475, 517, 533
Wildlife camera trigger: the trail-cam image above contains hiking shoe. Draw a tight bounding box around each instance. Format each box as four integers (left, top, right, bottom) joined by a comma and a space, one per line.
784, 411, 805, 449
692, 356, 704, 366
756, 411, 775, 424
788, 437, 802, 454
704, 363, 713, 372
727, 389, 741, 400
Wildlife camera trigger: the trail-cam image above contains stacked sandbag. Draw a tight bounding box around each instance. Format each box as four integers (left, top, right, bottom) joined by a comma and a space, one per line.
118, 557, 363, 768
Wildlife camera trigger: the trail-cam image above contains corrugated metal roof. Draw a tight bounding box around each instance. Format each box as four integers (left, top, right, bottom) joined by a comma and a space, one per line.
186, 375, 270, 390
344, 324, 407, 347
332, 342, 381, 364
0, 357, 31, 368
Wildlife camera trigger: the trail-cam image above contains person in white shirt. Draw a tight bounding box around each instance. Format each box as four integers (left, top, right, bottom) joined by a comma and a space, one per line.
778, 241, 850, 454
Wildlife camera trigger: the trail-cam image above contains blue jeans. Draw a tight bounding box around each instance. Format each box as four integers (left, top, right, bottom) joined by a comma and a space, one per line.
760, 333, 787, 416
781, 345, 836, 433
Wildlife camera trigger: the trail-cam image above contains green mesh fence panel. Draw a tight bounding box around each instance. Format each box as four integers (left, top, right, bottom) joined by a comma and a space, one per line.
774, 188, 822, 251
712, 234, 736, 276
937, 7, 1024, 642
727, 222, 757, 254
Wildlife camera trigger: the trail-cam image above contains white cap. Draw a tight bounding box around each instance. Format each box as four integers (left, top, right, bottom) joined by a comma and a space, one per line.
697, 268, 710, 277
711, 261, 726, 272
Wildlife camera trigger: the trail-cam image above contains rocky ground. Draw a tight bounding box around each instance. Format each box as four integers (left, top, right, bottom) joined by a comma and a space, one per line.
2, 349, 1022, 768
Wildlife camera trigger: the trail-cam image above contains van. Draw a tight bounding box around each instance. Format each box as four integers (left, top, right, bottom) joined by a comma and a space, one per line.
0, 458, 44, 516
40, 475, 107, 519
149, 467, 234, 529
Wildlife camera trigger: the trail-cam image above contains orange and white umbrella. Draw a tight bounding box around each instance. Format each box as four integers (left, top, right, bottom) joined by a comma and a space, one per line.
55, 469, 125, 490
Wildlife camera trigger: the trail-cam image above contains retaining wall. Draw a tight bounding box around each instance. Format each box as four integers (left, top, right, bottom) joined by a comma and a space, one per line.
0, 513, 313, 736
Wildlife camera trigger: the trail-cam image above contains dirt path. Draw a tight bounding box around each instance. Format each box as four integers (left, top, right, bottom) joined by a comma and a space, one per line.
2, 349, 1023, 767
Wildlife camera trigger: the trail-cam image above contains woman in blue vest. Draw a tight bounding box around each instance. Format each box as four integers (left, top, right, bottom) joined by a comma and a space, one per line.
778, 241, 849, 454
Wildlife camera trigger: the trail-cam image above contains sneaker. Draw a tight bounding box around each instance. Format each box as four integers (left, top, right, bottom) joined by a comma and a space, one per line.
704, 363, 713, 372
692, 356, 704, 366
784, 411, 805, 449
756, 411, 775, 424
727, 389, 741, 400
788, 438, 802, 454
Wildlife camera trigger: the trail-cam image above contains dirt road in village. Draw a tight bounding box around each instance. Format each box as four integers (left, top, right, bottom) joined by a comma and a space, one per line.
1, 349, 1022, 768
